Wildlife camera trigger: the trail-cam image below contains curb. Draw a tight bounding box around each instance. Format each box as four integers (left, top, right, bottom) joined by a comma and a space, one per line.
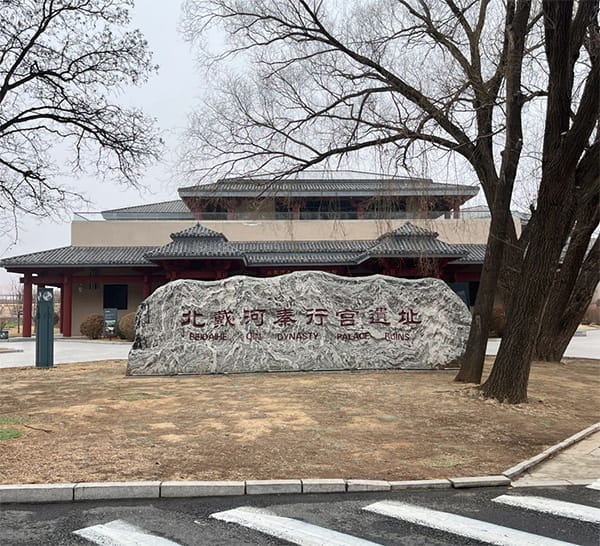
0, 476, 505, 504
502, 422, 600, 480
1, 424, 597, 504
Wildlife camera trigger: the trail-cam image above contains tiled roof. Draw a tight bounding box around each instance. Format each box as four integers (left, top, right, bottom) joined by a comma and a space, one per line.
179, 177, 478, 199
101, 200, 193, 220
377, 222, 439, 239
170, 223, 228, 240
149, 222, 467, 265
450, 244, 486, 264
0, 246, 157, 268
1, 225, 485, 269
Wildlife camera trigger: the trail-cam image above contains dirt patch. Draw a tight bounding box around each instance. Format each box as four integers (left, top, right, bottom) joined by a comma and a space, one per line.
0, 358, 597, 484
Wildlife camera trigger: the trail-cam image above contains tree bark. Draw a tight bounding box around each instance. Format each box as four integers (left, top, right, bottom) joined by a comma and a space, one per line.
482, 0, 599, 403
455, 0, 530, 384
536, 236, 600, 361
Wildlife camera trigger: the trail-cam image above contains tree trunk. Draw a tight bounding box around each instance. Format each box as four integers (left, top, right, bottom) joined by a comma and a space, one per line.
455, 0, 530, 384
481, 215, 565, 402
535, 237, 600, 361
482, 0, 599, 403
535, 139, 600, 360
454, 217, 513, 383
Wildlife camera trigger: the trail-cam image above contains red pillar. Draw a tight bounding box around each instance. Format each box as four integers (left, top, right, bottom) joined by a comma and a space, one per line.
292, 203, 301, 220
22, 274, 33, 338
59, 285, 64, 333
143, 275, 152, 299
62, 274, 73, 338
453, 200, 460, 219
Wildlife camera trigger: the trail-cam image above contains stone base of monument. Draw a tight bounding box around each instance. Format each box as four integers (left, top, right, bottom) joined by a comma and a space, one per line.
127, 271, 471, 376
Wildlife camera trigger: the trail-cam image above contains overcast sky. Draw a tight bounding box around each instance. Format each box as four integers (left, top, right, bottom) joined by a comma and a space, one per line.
0, 0, 492, 291
0, 1, 198, 289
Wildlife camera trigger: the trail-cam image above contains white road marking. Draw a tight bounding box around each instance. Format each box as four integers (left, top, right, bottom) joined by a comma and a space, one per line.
493, 494, 600, 524
208, 506, 381, 546
73, 519, 181, 545
586, 478, 600, 490
363, 500, 576, 546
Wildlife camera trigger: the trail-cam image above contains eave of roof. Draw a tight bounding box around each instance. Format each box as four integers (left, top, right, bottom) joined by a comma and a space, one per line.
178, 177, 479, 199
101, 200, 194, 220
0, 246, 158, 269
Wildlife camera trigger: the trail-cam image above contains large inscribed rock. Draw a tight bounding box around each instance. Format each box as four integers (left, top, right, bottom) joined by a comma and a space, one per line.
127, 271, 471, 375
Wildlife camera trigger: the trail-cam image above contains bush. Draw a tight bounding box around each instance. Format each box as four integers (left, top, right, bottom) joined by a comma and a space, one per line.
489, 306, 506, 338
79, 313, 104, 339
53, 312, 59, 326
118, 312, 136, 341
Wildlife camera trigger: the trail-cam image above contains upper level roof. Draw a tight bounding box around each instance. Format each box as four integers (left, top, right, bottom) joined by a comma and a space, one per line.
101, 200, 194, 220
178, 170, 478, 200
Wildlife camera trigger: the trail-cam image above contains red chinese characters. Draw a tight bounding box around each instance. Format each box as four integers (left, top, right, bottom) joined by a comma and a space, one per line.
181, 306, 423, 331
398, 309, 422, 325
243, 308, 266, 327
273, 308, 297, 327
306, 308, 328, 326
368, 307, 391, 326
213, 310, 235, 327
335, 309, 359, 327
181, 310, 206, 328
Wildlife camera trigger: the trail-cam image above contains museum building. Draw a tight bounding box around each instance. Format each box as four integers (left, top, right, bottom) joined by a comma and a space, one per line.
1, 172, 510, 338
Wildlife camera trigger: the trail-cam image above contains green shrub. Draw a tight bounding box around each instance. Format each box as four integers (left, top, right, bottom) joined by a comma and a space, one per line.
79, 313, 104, 339
53, 312, 59, 326
118, 312, 136, 341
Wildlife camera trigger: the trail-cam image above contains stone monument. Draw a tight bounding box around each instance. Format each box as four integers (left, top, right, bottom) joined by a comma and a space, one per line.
127, 271, 471, 376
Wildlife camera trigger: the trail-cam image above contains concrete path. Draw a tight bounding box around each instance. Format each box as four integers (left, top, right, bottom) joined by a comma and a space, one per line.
486, 328, 599, 360
0, 338, 131, 368
514, 431, 600, 485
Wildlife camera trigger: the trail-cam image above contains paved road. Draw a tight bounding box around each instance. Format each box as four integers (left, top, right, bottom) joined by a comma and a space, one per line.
1, 485, 598, 545
0, 329, 597, 369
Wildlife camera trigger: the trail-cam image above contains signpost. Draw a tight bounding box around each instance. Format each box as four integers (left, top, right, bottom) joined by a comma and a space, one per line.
35, 287, 54, 368
103, 308, 118, 338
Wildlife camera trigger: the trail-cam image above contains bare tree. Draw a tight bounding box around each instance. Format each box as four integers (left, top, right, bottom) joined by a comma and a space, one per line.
8, 277, 23, 332
0, 0, 161, 229
181, 0, 598, 402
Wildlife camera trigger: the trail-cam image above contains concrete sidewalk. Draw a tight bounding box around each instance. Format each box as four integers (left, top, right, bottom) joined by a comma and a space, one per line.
486, 328, 600, 360
513, 429, 600, 486
0, 338, 131, 368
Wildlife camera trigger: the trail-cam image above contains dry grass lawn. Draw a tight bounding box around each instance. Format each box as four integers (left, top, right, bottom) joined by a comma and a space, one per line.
0, 358, 598, 485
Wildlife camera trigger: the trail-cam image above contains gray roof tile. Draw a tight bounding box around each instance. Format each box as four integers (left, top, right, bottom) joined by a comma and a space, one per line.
101, 200, 193, 220
450, 244, 486, 264
170, 223, 228, 240
377, 222, 439, 239
2, 225, 483, 269
1, 246, 157, 267
179, 177, 478, 199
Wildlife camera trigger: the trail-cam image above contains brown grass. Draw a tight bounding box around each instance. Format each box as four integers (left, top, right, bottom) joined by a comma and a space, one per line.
0, 358, 598, 484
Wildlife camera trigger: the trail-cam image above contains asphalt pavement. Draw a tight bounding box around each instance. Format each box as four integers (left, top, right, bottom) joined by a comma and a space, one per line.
0, 484, 598, 545
0, 328, 598, 369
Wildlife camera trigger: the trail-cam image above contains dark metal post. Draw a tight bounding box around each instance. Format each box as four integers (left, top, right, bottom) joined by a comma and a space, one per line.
35, 287, 54, 368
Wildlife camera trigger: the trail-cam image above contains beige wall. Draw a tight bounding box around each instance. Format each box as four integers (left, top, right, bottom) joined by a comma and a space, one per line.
72, 217, 520, 246
71, 280, 144, 334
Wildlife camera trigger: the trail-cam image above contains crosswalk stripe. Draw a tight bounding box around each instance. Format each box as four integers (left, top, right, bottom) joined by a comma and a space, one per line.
493, 494, 600, 524
208, 506, 382, 546
73, 519, 181, 545
586, 478, 600, 490
363, 500, 576, 546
